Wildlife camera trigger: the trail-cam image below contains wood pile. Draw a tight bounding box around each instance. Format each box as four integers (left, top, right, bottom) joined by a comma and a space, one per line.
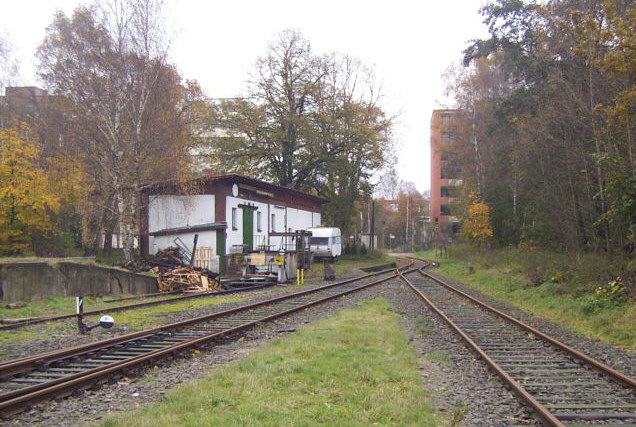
120, 247, 185, 272
157, 266, 222, 293
119, 247, 224, 293
147, 246, 185, 268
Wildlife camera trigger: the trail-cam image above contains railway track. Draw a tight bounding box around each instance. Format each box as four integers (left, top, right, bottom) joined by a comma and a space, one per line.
0, 283, 276, 332
399, 262, 636, 427
0, 261, 416, 419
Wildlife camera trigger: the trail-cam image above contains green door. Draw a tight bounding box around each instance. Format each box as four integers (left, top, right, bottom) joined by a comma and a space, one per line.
242, 207, 254, 253
216, 230, 225, 276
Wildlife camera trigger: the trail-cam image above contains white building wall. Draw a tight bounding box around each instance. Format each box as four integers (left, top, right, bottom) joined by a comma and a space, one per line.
226, 196, 243, 254
290, 208, 313, 231
225, 197, 270, 254
148, 195, 215, 233
146, 190, 323, 273
268, 205, 287, 250
267, 205, 318, 251
147, 195, 218, 271
151, 231, 216, 256
251, 201, 269, 250
151, 231, 218, 271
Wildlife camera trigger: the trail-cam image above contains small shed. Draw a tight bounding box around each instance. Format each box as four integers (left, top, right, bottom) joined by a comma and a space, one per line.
140, 174, 328, 275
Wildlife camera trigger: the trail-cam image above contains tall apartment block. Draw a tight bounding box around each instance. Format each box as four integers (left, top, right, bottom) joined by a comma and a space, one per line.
430, 109, 463, 242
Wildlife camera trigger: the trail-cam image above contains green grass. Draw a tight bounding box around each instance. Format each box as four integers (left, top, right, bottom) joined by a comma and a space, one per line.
0, 294, 249, 346
0, 256, 97, 264
0, 256, 133, 273
415, 316, 433, 336
101, 299, 441, 427
305, 253, 394, 280
111, 294, 249, 331
0, 292, 210, 320
0, 255, 150, 285
416, 246, 636, 350
424, 351, 453, 368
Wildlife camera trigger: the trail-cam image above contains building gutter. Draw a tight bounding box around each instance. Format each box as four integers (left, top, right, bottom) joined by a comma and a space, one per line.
148, 222, 227, 237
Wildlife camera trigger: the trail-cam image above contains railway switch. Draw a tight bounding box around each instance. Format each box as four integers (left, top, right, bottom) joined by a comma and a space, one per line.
76, 296, 115, 334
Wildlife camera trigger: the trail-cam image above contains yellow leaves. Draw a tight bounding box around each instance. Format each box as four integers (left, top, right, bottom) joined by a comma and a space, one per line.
47, 153, 89, 206
581, 3, 636, 123
0, 123, 61, 255
461, 199, 494, 245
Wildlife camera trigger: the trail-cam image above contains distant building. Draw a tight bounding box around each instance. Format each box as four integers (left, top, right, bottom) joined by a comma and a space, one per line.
140, 174, 328, 274
430, 109, 463, 242
0, 86, 49, 127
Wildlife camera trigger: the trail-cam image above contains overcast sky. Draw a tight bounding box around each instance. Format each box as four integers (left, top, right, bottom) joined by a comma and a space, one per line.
0, 0, 490, 193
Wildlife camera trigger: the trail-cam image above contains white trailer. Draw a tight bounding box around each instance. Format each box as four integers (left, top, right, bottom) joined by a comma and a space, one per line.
308, 227, 342, 259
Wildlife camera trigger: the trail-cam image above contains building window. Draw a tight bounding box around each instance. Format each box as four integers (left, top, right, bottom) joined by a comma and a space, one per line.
441, 186, 458, 198
257, 211, 262, 232
441, 165, 460, 179
232, 207, 238, 230
441, 112, 452, 123
441, 150, 456, 161
442, 132, 455, 143
271, 213, 276, 232
440, 204, 452, 216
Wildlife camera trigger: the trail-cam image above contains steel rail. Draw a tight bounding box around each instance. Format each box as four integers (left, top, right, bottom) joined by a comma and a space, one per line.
0, 283, 276, 332
397, 268, 565, 427
0, 261, 415, 418
0, 261, 408, 332
0, 263, 411, 375
416, 266, 636, 390
400, 260, 636, 426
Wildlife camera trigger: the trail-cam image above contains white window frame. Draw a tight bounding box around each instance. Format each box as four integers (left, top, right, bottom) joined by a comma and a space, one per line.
232, 207, 238, 230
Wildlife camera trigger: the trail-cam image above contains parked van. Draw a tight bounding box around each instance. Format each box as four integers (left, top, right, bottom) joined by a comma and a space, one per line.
308, 227, 342, 259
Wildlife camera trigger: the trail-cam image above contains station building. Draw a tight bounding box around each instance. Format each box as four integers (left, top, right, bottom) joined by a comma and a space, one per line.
430, 109, 464, 242
140, 174, 328, 274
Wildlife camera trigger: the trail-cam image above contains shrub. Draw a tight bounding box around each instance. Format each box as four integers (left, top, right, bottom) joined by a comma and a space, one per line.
580, 277, 628, 315
549, 270, 572, 283
351, 242, 358, 255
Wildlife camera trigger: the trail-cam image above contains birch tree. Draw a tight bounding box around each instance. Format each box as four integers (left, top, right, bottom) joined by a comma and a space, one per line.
0, 35, 19, 96
37, 1, 195, 259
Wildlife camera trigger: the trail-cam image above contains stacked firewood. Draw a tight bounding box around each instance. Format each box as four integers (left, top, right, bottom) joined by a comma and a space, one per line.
118, 247, 222, 293
146, 246, 185, 269
157, 266, 222, 293
120, 246, 185, 272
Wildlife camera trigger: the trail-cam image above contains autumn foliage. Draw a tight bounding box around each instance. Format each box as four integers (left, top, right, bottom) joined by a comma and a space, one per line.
461, 194, 493, 248
447, 0, 636, 255
0, 123, 60, 255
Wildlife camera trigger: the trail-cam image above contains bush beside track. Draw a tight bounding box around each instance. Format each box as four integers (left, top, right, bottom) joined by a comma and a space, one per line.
417, 245, 636, 350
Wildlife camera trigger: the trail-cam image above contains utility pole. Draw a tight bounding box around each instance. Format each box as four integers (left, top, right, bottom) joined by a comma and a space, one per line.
370, 200, 375, 250
405, 197, 410, 252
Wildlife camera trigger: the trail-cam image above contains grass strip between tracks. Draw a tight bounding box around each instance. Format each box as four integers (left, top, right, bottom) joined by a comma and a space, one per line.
417, 249, 635, 351
101, 299, 441, 427
0, 294, 249, 353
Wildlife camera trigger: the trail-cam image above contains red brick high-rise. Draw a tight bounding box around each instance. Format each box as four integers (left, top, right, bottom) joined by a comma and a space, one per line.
430, 109, 463, 242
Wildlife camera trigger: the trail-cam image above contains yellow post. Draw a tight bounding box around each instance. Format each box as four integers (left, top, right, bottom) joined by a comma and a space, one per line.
300, 269, 304, 285
296, 269, 300, 285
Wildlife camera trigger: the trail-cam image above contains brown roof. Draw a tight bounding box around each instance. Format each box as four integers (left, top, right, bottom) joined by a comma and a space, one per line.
141, 173, 329, 204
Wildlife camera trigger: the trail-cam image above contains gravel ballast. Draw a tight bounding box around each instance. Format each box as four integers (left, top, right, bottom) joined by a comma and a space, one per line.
425, 269, 636, 379
4, 266, 634, 426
